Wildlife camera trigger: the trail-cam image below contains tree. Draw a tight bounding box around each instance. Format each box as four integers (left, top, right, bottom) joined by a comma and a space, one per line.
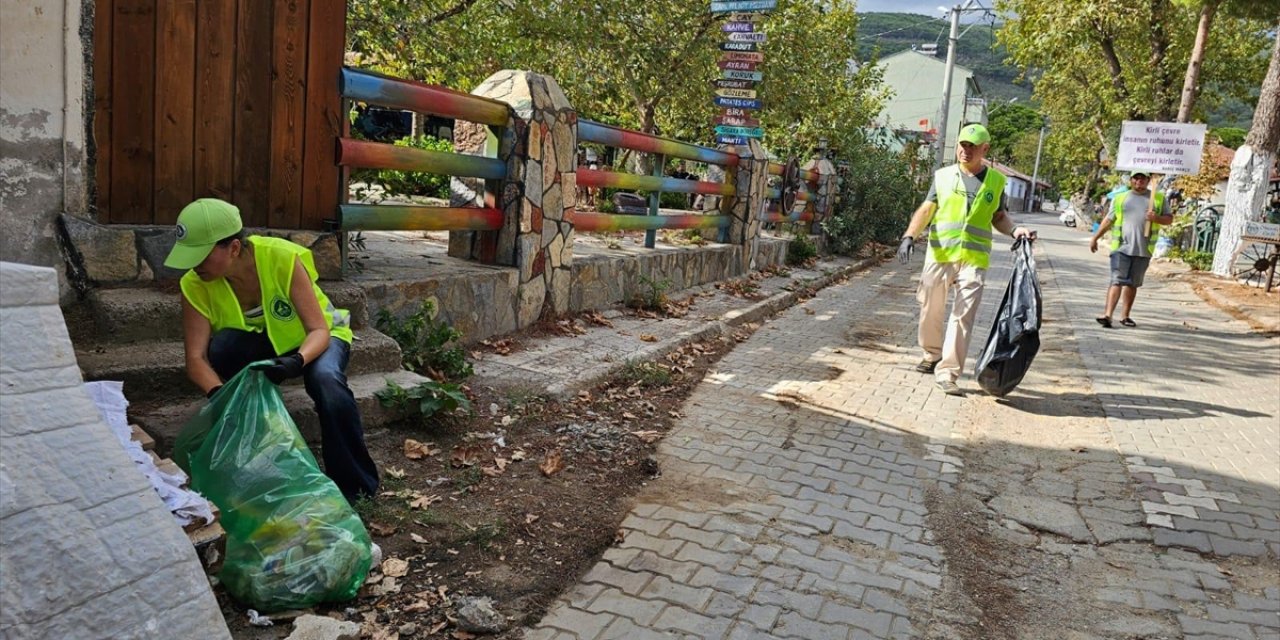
1210, 126, 1247, 149
987, 103, 1044, 163
1174, 0, 1280, 123
1211, 28, 1280, 276
995, 0, 1272, 200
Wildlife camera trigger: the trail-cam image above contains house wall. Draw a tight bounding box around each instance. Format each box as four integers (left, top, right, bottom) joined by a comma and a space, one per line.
879, 50, 975, 164
0, 0, 90, 293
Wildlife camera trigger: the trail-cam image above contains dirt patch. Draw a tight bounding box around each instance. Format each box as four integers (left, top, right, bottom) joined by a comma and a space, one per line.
1182, 271, 1280, 335
219, 337, 741, 639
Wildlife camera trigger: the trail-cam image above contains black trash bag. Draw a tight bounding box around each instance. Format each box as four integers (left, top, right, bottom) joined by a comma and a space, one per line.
974, 238, 1042, 396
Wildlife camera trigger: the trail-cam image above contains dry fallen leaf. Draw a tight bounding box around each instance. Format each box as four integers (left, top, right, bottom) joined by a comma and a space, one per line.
453, 631, 477, 640
630, 430, 662, 444
639, 334, 659, 342
385, 466, 406, 479
430, 621, 448, 634
367, 522, 398, 537
410, 533, 429, 544
511, 449, 527, 461
382, 558, 409, 578
613, 529, 626, 544
404, 439, 439, 460
525, 513, 540, 525
494, 457, 509, 471
410, 493, 442, 510
369, 627, 399, 640
539, 450, 565, 476
622, 411, 638, 420
481, 466, 504, 477
450, 443, 486, 467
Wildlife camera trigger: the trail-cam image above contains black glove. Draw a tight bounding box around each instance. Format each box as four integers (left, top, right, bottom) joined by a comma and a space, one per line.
897, 236, 915, 263
251, 353, 305, 385
206, 385, 223, 400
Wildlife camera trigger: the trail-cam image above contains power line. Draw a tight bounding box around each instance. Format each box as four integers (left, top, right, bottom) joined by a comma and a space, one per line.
857, 15, 947, 42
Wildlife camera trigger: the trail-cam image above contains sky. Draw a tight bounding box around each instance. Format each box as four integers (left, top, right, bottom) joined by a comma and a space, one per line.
857, 0, 997, 22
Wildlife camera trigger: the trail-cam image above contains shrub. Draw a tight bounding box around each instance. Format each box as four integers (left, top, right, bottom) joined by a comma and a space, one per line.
376, 379, 472, 419
786, 233, 818, 265
629, 274, 671, 311
376, 299, 473, 380
824, 143, 928, 256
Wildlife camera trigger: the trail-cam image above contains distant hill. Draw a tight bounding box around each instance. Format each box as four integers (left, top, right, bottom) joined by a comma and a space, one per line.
856, 12, 1032, 104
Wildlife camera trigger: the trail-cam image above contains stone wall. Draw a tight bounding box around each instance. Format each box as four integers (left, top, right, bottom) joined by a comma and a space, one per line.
57, 215, 343, 296
1, 1, 90, 304
0, 262, 230, 640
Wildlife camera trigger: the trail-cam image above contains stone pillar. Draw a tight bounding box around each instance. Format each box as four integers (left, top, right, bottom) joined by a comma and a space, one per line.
802, 157, 838, 235
466, 71, 577, 327
721, 140, 769, 274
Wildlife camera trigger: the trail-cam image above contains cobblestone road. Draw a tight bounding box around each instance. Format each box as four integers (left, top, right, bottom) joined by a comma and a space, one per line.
526, 213, 1280, 639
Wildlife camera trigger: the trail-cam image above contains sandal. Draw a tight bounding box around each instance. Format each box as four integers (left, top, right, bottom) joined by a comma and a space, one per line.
1095, 316, 1113, 328
1120, 318, 1137, 327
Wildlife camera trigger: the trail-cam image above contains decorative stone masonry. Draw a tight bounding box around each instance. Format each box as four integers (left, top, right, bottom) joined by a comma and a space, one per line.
720, 139, 770, 275
463, 70, 577, 327
803, 156, 838, 234
56, 214, 343, 294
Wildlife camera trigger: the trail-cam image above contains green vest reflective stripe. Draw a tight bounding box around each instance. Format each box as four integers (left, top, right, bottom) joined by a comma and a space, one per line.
928, 165, 1006, 269
1111, 191, 1165, 252
180, 236, 352, 355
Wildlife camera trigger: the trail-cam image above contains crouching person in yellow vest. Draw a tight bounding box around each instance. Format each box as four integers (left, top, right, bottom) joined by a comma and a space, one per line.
164, 198, 379, 503
1088, 171, 1172, 328
896, 124, 1036, 396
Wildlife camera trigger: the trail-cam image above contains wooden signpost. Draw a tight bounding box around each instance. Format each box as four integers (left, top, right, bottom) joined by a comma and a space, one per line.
711, 0, 774, 147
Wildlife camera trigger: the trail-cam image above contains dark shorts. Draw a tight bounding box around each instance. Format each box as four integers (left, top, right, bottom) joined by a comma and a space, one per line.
1110, 253, 1151, 287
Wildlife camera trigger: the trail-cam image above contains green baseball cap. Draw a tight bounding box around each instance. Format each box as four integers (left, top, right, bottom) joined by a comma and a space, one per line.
957, 123, 991, 145
163, 198, 243, 270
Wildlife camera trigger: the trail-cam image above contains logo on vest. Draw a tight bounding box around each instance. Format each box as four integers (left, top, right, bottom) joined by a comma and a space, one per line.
270, 296, 295, 321
984, 192, 994, 203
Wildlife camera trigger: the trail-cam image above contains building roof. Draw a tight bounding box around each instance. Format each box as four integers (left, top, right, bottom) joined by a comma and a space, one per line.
987, 159, 1051, 189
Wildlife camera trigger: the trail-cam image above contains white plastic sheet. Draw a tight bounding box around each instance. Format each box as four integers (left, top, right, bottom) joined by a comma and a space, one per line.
84, 381, 216, 528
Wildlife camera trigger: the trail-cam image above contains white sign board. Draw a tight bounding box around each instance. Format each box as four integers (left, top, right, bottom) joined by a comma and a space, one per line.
1116, 121, 1207, 175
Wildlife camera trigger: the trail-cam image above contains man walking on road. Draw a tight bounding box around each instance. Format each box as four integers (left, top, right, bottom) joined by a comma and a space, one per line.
897, 123, 1035, 396
1089, 171, 1173, 328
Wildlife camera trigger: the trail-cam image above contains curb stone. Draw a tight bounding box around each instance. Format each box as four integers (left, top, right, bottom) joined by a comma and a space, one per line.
544, 252, 887, 398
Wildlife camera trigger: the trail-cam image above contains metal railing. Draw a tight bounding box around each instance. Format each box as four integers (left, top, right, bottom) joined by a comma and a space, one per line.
336, 68, 509, 231
573, 120, 738, 247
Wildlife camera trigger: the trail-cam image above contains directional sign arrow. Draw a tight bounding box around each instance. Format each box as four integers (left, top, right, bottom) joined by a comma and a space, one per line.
713, 96, 763, 109
715, 88, 758, 99
719, 41, 760, 52
719, 51, 764, 63
721, 21, 755, 32
719, 107, 753, 117
714, 114, 761, 127
717, 60, 760, 71
722, 70, 764, 81
714, 79, 757, 90
716, 134, 750, 145
727, 31, 767, 43
715, 125, 764, 137
710, 0, 777, 13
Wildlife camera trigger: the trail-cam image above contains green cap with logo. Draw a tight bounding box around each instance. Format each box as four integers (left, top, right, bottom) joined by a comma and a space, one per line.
163, 198, 244, 270
957, 123, 991, 145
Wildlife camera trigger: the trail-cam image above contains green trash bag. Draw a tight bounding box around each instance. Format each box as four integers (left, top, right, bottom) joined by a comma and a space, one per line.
174, 364, 372, 612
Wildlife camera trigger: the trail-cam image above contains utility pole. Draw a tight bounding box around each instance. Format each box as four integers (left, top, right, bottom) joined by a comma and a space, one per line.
934, 4, 962, 172
1025, 125, 1046, 212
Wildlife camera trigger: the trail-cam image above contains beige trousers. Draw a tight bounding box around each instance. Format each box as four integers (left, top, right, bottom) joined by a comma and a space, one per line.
917, 259, 987, 382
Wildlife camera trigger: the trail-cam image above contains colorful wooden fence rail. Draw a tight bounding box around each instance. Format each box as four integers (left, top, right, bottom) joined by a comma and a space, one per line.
763, 160, 820, 226
337, 68, 509, 232
576, 119, 740, 247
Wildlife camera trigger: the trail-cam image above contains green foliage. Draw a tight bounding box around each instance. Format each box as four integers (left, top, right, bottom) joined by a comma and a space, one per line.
618, 361, 673, 388
987, 103, 1045, 164
1210, 126, 1247, 149
786, 233, 818, 265
376, 299, 474, 380
995, 0, 1273, 197
629, 274, 671, 311
824, 143, 928, 256
1170, 247, 1215, 271
376, 379, 473, 419
367, 135, 454, 200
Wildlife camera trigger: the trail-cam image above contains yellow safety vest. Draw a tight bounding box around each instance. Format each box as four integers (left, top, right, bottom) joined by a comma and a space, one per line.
1111, 191, 1165, 253
180, 236, 352, 355
928, 165, 1006, 269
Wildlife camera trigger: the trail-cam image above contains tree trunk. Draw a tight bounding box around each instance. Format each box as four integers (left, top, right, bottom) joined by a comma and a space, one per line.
1177, 1, 1219, 123
1211, 28, 1280, 276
